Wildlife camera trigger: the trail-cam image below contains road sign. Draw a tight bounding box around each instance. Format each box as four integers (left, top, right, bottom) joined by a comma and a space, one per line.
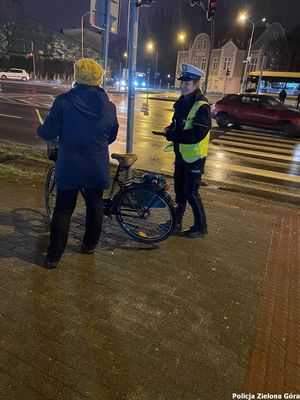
90, 0, 120, 34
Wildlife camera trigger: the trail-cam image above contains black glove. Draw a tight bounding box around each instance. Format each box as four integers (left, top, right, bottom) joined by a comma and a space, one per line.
165, 128, 178, 142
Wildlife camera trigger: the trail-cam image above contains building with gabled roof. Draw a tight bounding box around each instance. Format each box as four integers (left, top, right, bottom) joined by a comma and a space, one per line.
175, 22, 291, 94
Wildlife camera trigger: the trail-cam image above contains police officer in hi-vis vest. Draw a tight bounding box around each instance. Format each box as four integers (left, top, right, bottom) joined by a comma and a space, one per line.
165, 63, 211, 238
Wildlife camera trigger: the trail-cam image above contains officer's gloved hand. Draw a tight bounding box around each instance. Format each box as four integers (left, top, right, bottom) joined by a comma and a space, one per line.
165, 127, 178, 142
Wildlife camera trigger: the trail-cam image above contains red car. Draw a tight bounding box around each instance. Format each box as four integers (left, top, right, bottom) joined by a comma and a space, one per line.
211, 94, 300, 137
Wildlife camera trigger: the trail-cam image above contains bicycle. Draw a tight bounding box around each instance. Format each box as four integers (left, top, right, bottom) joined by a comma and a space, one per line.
45, 151, 176, 243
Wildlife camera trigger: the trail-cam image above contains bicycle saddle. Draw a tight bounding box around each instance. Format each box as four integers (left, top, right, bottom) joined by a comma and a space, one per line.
111, 153, 138, 167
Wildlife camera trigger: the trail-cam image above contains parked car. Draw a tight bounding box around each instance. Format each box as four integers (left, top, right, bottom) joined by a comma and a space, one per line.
0, 68, 30, 81
211, 94, 300, 137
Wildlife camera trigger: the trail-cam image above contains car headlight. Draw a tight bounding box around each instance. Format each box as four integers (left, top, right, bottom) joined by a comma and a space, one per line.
142, 82, 146, 87
134, 80, 138, 86
121, 80, 126, 86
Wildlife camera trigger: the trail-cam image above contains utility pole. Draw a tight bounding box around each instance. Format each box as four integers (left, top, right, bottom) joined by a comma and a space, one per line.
103, 0, 111, 87
31, 41, 36, 80
126, 1, 139, 178
256, 51, 267, 94
126, 0, 152, 178
203, 18, 215, 95
188, 1, 217, 95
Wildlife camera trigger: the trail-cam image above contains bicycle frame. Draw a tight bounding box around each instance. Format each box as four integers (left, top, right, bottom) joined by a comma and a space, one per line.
103, 164, 132, 217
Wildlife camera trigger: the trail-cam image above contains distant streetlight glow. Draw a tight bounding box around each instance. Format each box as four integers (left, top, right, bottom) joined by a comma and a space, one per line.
123, 52, 128, 58
178, 32, 186, 43
146, 41, 154, 52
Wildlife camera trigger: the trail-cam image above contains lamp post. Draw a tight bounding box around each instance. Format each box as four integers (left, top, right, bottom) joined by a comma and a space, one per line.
146, 41, 159, 88
239, 14, 266, 93
124, 51, 128, 75
81, 11, 92, 59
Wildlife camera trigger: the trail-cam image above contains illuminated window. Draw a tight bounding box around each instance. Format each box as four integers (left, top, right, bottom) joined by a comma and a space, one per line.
212, 57, 218, 70
223, 57, 232, 71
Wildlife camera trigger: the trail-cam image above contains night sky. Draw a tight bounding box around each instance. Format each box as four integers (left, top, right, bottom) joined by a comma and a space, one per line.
1, 0, 299, 79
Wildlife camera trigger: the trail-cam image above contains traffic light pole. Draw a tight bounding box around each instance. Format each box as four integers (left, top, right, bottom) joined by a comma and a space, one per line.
203, 18, 215, 95
103, 0, 111, 88
126, 0, 139, 178
31, 41, 36, 81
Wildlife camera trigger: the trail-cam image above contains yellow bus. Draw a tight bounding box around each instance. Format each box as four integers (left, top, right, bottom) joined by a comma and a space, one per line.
246, 71, 300, 98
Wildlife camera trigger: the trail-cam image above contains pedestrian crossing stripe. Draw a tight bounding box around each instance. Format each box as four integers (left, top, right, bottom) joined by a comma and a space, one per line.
208, 159, 300, 181
217, 130, 299, 145
216, 135, 295, 150
209, 152, 299, 170
210, 146, 299, 162
211, 139, 296, 155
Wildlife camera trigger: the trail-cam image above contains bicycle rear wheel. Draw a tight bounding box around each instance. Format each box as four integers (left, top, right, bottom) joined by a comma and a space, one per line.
45, 165, 56, 220
115, 185, 175, 243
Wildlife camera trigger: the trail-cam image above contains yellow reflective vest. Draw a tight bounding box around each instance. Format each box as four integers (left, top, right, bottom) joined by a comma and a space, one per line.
179, 100, 210, 163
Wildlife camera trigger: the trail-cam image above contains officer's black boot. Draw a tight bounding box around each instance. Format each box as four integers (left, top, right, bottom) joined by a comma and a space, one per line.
184, 225, 208, 239
174, 206, 185, 232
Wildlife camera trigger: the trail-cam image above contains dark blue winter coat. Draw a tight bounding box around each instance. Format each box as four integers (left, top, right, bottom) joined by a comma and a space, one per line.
37, 85, 119, 190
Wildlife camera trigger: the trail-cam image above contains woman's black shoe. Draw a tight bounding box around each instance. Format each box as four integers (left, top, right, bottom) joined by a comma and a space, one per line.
44, 258, 59, 269
81, 244, 96, 254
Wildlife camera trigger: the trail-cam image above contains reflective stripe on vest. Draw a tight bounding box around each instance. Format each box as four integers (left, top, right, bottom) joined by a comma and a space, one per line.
179, 100, 210, 163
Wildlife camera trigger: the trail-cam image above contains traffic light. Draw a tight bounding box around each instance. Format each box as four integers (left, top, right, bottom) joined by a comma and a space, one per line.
226, 68, 231, 77
27, 52, 33, 58
136, 0, 153, 7
207, 0, 217, 20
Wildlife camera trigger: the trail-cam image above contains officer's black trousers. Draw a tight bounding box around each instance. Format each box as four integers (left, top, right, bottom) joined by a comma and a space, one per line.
174, 159, 207, 231
47, 188, 103, 261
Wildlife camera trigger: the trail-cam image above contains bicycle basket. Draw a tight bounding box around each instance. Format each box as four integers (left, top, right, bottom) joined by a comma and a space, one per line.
141, 173, 167, 189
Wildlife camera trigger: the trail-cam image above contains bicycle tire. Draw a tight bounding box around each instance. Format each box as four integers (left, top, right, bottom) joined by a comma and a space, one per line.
45, 165, 56, 220
115, 185, 175, 243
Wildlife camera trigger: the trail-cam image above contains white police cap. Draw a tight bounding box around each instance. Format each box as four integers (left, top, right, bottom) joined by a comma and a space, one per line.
178, 63, 205, 81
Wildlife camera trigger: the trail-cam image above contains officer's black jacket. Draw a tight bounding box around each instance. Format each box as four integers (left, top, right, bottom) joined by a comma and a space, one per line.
166, 89, 211, 147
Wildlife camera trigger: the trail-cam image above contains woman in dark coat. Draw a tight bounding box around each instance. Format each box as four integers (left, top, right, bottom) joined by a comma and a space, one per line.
38, 58, 119, 268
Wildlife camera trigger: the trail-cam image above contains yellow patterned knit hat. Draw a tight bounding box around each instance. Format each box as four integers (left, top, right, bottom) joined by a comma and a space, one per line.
74, 58, 104, 86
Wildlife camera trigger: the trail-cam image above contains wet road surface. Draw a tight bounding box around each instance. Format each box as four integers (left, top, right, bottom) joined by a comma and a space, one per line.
0, 80, 299, 203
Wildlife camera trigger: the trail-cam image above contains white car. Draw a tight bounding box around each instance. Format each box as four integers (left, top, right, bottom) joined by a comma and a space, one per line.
0, 68, 30, 81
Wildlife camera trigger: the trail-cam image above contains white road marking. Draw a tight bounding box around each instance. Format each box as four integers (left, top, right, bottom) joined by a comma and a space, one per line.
0, 113, 23, 119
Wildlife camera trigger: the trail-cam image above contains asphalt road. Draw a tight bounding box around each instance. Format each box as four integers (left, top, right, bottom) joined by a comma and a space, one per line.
0, 80, 299, 204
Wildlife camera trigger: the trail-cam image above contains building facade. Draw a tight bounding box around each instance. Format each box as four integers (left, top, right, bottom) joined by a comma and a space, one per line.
175, 22, 291, 94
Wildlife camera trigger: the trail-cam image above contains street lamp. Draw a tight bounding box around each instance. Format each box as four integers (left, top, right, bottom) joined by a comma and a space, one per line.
123, 51, 128, 70
239, 13, 266, 92
81, 11, 92, 59
146, 41, 159, 88
177, 31, 192, 62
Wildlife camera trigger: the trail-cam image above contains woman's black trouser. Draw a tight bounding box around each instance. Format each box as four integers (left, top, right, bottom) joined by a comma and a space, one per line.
47, 188, 103, 261
174, 158, 207, 231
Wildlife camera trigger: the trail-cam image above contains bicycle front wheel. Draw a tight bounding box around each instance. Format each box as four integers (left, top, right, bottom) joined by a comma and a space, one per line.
115, 185, 175, 243
45, 165, 56, 220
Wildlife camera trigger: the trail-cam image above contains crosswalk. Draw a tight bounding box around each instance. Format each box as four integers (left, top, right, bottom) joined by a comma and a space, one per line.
0, 93, 55, 109
207, 128, 300, 203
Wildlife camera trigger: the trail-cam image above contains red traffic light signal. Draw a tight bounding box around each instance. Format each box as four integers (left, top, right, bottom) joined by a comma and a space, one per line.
207, 0, 217, 20
27, 52, 33, 58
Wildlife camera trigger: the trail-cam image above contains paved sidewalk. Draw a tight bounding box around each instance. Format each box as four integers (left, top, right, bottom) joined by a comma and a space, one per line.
0, 181, 299, 400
